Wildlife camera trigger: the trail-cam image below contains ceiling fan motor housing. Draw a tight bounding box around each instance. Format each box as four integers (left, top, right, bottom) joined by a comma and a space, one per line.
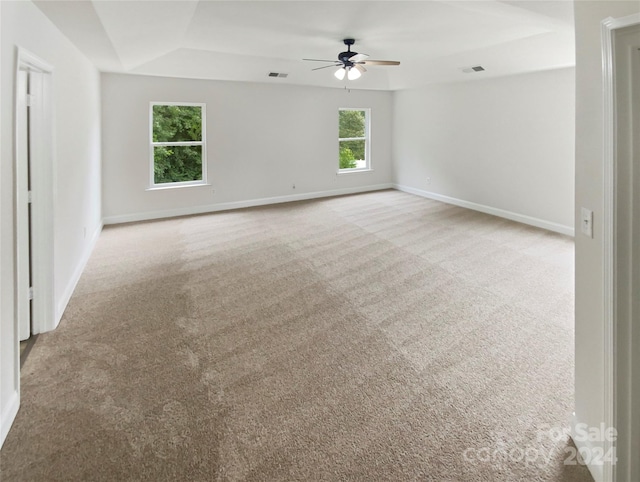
338, 38, 357, 64
338, 51, 357, 64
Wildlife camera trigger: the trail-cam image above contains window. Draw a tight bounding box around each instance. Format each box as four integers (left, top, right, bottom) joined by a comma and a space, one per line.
338, 108, 370, 171
150, 103, 206, 187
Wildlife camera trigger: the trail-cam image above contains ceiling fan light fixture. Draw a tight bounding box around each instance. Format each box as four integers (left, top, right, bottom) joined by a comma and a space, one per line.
347, 66, 361, 80
305, 39, 398, 81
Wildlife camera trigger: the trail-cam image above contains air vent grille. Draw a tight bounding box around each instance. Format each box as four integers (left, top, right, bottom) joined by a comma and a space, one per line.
268, 72, 288, 78
462, 65, 485, 73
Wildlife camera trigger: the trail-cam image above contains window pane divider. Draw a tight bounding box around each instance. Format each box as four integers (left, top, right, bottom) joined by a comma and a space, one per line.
338, 137, 366, 142
152, 141, 203, 147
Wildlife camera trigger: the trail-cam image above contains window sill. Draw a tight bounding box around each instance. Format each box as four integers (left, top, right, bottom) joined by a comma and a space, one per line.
146, 182, 211, 192
336, 168, 374, 175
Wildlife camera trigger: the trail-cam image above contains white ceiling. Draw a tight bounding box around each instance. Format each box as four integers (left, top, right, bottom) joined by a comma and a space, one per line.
33, 0, 575, 91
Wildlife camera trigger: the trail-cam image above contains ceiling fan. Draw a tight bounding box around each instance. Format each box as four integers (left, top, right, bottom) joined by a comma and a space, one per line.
303, 39, 400, 80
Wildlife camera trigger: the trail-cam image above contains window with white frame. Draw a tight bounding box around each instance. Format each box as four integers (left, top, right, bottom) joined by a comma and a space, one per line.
150, 103, 206, 187
338, 108, 370, 171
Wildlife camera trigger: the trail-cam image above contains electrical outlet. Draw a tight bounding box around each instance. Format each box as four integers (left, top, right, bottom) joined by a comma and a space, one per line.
292, 183, 296, 189
581, 208, 593, 238
426, 177, 431, 185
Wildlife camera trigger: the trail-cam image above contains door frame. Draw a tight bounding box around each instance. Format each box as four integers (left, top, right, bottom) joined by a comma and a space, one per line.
601, 13, 640, 482
14, 47, 55, 339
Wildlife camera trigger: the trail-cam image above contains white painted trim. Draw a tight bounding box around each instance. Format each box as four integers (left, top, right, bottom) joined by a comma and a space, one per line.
337, 168, 374, 175
55, 222, 103, 325
601, 13, 640, 482
103, 184, 393, 224
601, 16, 618, 482
571, 413, 604, 482
0, 391, 19, 450
145, 181, 211, 191
146, 182, 211, 192
394, 184, 575, 236
15, 48, 54, 74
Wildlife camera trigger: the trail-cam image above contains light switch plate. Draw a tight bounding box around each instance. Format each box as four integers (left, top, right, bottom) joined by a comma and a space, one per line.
581, 208, 593, 238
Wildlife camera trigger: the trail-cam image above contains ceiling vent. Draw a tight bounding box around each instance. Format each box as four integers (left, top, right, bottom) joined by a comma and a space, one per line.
462, 65, 485, 73
268, 72, 288, 78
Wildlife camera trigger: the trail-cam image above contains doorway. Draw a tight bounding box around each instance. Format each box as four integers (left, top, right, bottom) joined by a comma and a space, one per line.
14, 48, 54, 348
613, 24, 640, 482
602, 14, 640, 482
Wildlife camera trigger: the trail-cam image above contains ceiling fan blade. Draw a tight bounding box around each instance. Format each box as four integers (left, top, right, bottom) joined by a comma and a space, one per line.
303, 58, 338, 63
350, 53, 369, 62
362, 60, 400, 66
354, 64, 367, 73
312, 64, 341, 71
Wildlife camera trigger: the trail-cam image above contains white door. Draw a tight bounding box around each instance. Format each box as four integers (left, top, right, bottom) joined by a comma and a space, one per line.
15, 49, 55, 342
16, 70, 31, 341
16, 69, 47, 342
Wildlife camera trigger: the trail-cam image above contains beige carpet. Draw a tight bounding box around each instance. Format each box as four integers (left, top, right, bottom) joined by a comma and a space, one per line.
1, 190, 592, 481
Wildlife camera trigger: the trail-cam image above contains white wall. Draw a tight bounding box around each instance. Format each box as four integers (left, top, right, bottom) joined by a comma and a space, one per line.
102, 74, 393, 223
574, 2, 640, 481
0, 0, 102, 448
393, 68, 576, 234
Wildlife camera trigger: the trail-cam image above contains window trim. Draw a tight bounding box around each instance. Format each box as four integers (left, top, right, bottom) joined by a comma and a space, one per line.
338, 107, 371, 173
149, 101, 207, 189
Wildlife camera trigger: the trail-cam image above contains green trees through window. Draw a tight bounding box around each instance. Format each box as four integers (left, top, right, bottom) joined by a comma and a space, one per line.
339, 109, 368, 170
151, 104, 205, 185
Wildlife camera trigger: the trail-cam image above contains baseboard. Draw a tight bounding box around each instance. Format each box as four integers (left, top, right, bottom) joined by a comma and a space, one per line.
394, 184, 575, 237
570, 413, 611, 482
0, 390, 19, 450
55, 222, 104, 325
103, 184, 394, 225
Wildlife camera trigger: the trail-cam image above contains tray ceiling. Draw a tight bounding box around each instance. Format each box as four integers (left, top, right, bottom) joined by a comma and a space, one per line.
34, 0, 575, 90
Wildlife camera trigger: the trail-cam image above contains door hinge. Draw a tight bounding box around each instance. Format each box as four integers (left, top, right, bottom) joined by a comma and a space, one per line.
28, 190, 33, 203
26, 94, 34, 107
28, 287, 34, 300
